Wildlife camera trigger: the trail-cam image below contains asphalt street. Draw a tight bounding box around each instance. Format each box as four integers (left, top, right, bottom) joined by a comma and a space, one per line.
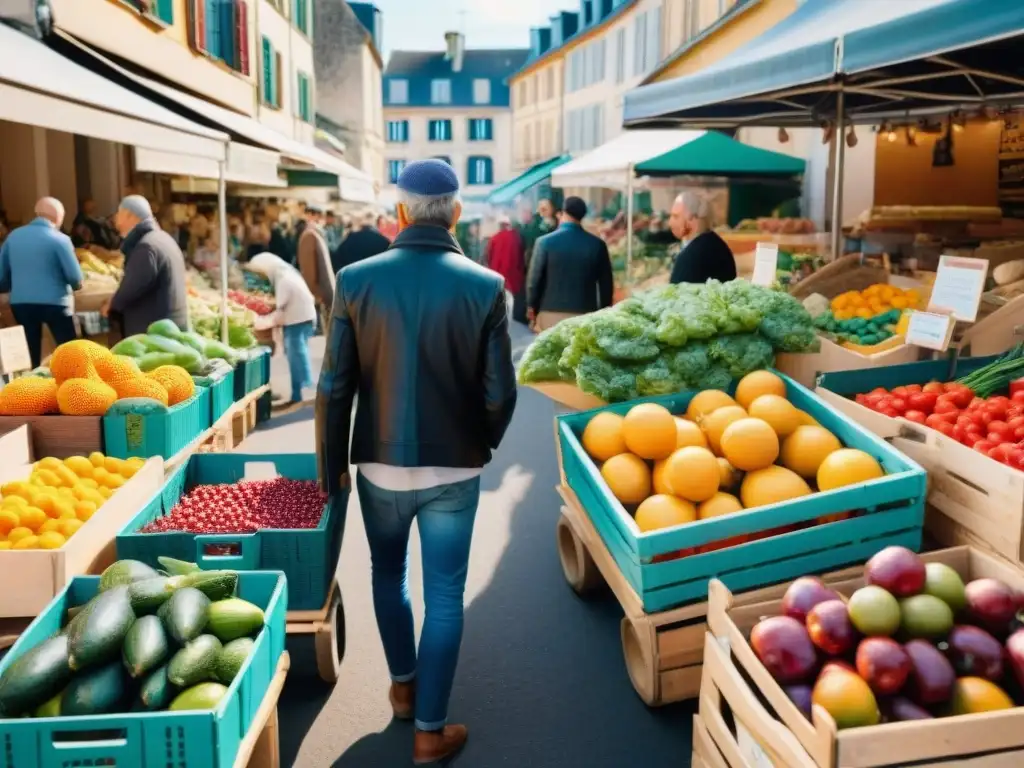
244, 321, 696, 767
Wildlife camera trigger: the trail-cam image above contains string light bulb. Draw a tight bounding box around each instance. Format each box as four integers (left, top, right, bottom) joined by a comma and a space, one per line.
886, 130, 897, 143
845, 125, 858, 148
777, 127, 790, 144
905, 125, 918, 147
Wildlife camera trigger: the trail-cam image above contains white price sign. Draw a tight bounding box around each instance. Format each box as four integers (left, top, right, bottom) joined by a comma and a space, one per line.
927, 254, 989, 322
751, 242, 779, 287
906, 310, 956, 351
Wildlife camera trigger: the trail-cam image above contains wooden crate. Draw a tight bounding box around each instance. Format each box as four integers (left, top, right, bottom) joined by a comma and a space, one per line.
703, 546, 1024, 768
692, 714, 729, 768
0, 429, 164, 617
0, 415, 104, 458
556, 486, 864, 707
775, 338, 922, 390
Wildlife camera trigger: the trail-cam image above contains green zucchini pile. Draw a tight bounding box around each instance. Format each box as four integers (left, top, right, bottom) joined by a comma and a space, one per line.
0, 557, 267, 718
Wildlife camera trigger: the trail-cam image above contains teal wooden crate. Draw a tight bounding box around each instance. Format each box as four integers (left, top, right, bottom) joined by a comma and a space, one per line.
102, 386, 211, 460
115, 453, 344, 611
233, 349, 271, 399
817, 353, 998, 397
558, 371, 928, 614
0, 570, 286, 768
209, 370, 236, 423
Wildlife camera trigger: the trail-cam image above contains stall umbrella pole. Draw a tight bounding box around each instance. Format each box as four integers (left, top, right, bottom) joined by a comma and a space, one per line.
217, 154, 230, 345
830, 89, 846, 261
626, 163, 635, 295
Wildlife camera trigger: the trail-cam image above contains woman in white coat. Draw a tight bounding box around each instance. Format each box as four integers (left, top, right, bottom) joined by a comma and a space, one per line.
247, 252, 318, 404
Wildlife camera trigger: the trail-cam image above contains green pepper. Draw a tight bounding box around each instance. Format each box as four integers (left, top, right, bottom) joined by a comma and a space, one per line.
860, 333, 880, 346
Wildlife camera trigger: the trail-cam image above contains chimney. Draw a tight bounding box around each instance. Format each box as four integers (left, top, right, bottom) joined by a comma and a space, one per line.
444, 31, 465, 73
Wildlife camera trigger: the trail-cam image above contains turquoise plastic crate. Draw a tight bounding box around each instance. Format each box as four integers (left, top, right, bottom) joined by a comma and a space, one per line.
102, 386, 212, 460
816, 353, 999, 397
208, 370, 236, 423
115, 453, 345, 611
0, 570, 286, 768
558, 371, 928, 614
233, 348, 271, 399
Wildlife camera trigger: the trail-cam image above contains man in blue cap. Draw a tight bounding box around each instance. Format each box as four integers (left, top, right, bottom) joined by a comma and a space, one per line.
316, 158, 517, 764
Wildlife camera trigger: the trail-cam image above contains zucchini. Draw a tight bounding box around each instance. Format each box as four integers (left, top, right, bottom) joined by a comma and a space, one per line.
158, 587, 210, 644
68, 587, 136, 671
99, 560, 160, 592
0, 634, 72, 716
138, 664, 176, 710
34, 690, 63, 718
122, 615, 170, 679
61, 661, 127, 716
128, 577, 175, 615
206, 599, 264, 642
215, 638, 254, 684
167, 635, 222, 688
169, 681, 228, 711
169, 570, 238, 601
157, 556, 201, 577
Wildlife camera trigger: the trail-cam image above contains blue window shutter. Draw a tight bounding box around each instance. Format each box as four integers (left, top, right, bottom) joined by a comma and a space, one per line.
261, 36, 272, 104
485, 119, 493, 141
205, 0, 220, 58
219, 0, 236, 68
402, 121, 409, 142
155, 0, 174, 23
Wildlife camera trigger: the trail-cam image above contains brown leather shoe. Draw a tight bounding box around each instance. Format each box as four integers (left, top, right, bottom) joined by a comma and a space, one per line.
413, 724, 468, 765
389, 681, 414, 720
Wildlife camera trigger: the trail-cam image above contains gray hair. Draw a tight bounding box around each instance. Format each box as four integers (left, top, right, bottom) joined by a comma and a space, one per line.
674, 191, 712, 228
34, 197, 65, 226
398, 189, 460, 228
119, 194, 153, 220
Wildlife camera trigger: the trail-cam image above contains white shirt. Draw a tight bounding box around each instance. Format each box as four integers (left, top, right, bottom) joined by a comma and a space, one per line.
358, 464, 481, 492
273, 264, 317, 326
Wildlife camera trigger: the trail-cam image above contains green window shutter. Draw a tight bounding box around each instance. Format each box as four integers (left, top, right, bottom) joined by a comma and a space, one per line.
261, 36, 273, 104
155, 0, 174, 23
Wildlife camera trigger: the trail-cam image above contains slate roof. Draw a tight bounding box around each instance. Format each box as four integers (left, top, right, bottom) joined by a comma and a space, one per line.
384, 48, 530, 108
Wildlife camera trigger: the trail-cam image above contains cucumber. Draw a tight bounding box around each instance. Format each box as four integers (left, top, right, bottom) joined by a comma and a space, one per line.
215, 638, 254, 684
61, 661, 127, 716
34, 690, 63, 718
68, 586, 136, 671
169, 570, 238, 601
167, 635, 222, 688
0, 634, 72, 716
128, 577, 175, 615
138, 664, 176, 710
122, 615, 170, 679
206, 599, 265, 642
169, 681, 229, 711
99, 560, 160, 592
158, 587, 210, 644
157, 556, 201, 576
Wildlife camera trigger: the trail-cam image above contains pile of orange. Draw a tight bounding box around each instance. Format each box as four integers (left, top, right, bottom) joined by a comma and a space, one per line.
579, 370, 885, 555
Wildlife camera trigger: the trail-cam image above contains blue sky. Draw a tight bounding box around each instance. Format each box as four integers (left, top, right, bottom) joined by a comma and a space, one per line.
373, 0, 579, 56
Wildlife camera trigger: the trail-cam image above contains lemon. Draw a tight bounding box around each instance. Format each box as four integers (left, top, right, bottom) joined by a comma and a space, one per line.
59, 519, 83, 538
36, 457, 62, 472
120, 463, 139, 479
59, 509, 78, 521
12, 535, 39, 550
89, 452, 106, 468
38, 519, 62, 534
0, 541, 12, 550
79, 478, 99, 491
57, 488, 74, 499
1, 495, 27, 509
98, 487, 112, 499
33, 496, 57, 518
83, 489, 105, 506
100, 473, 125, 490
37, 531, 65, 550
19, 507, 47, 531
53, 466, 78, 488
52, 500, 76, 520
103, 457, 124, 475
0, 481, 30, 498
7, 526, 33, 544
91, 468, 109, 485
63, 456, 94, 478
75, 501, 98, 522
35, 469, 61, 488
0, 509, 19, 533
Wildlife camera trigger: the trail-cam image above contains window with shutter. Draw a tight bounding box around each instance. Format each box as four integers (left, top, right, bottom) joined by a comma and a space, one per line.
204, 0, 220, 59
154, 0, 174, 23
274, 50, 283, 108
218, 0, 237, 68
190, 0, 208, 55
260, 36, 273, 105
297, 72, 313, 122
236, 0, 250, 75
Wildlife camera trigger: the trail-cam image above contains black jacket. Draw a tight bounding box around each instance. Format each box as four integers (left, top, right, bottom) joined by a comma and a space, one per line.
669, 230, 737, 284
527, 222, 614, 314
331, 226, 391, 275
110, 218, 189, 336
315, 224, 518, 496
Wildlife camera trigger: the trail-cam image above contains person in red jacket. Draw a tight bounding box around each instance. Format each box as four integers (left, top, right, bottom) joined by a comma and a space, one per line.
485, 215, 525, 311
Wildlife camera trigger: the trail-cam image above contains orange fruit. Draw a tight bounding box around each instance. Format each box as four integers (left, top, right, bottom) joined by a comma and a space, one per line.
781, 426, 842, 479
600, 454, 651, 505
652, 459, 673, 495
748, 394, 801, 438
720, 418, 780, 471
635, 495, 697, 532
817, 449, 884, 492
581, 412, 627, 462
717, 458, 741, 491
735, 370, 787, 410
674, 417, 708, 449
700, 405, 747, 455
685, 390, 737, 422
741, 466, 812, 509
622, 403, 678, 460
665, 446, 720, 503
698, 492, 744, 519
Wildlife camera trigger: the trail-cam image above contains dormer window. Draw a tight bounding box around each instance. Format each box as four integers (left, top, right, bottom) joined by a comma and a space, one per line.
431, 79, 452, 105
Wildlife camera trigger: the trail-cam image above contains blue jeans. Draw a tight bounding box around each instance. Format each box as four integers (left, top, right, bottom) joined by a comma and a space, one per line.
282, 321, 314, 402
356, 473, 481, 731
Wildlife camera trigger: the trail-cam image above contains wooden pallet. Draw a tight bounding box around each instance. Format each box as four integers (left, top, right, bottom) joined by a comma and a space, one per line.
285, 579, 346, 684
234, 651, 290, 768
164, 385, 271, 472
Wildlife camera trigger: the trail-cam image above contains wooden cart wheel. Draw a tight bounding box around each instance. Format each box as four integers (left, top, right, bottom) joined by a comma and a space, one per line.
556, 512, 603, 596
314, 589, 345, 683
621, 616, 659, 706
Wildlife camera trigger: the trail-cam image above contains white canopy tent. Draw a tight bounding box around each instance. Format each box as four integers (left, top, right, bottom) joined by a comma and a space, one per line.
550, 130, 705, 272
0, 24, 237, 342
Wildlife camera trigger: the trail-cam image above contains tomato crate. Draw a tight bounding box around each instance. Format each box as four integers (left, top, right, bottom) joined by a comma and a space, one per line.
206, 369, 236, 423
556, 371, 927, 615
233, 348, 271, 399
115, 453, 345, 610
102, 386, 212, 460
0, 570, 287, 768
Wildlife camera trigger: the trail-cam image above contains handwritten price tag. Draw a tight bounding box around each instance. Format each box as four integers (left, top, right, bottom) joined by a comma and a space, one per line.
751, 243, 779, 287
928, 254, 989, 322
906, 310, 955, 351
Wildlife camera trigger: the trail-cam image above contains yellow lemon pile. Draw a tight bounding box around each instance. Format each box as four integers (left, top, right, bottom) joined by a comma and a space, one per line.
830, 284, 922, 321
0, 453, 145, 550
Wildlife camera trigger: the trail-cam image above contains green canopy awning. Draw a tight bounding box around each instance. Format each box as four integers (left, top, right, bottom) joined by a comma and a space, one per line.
634, 131, 804, 177
488, 154, 572, 206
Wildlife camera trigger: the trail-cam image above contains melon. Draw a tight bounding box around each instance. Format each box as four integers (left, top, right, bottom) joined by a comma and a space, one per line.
622, 403, 677, 460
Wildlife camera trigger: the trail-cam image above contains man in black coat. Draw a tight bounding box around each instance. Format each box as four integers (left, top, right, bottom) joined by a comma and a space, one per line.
526, 196, 614, 331
331, 210, 391, 275
668, 190, 737, 284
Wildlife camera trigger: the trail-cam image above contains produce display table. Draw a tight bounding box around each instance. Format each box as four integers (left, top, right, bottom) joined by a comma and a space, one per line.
234, 651, 289, 768
164, 384, 271, 474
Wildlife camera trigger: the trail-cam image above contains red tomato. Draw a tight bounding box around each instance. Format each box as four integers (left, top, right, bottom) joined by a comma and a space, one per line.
942, 382, 960, 392
905, 384, 923, 394
907, 392, 938, 414
1009, 406, 1024, 421
870, 387, 889, 396
892, 386, 910, 398
985, 402, 1009, 420
1013, 390, 1024, 406
934, 398, 959, 415
923, 381, 945, 394
989, 420, 1014, 442
925, 414, 948, 430
952, 425, 967, 442
950, 389, 974, 409
963, 432, 983, 448
990, 443, 1016, 463
974, 439, 996, 454
935, 421, 955, 437
1007, 416, 1024, 431
855, 393, 867, 405
888, 397, 907, 414
864, 392, 885, 407
904, 410, 927, 424
880, 408, 901, 418
1009, 448, 1024, 470
967, 397, 986, 410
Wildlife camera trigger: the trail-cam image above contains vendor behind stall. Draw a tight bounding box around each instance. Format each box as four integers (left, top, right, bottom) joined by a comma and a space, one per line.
668, 191, 737, 285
